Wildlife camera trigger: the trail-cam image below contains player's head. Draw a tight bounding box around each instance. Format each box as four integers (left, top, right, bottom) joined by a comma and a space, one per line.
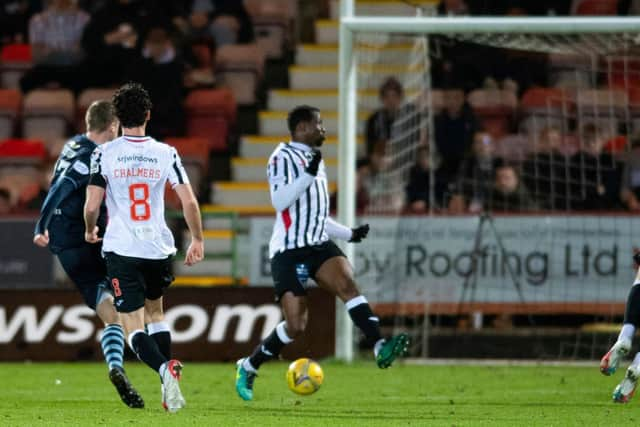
112, 82, 153, 129
86, 100, 118, 141
287, 105, 325, 147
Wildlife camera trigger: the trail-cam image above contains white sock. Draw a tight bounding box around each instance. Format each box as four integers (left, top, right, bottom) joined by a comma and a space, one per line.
159, 362, 167, 379
632, 352, 640, 369
619, 324, 636, 343
242, 358, 257, 373
373, 338, 385, 358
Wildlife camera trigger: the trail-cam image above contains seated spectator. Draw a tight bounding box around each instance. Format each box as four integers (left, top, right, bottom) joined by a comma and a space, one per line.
569, 123, 623, 210
365, 77, 419, 161
125, 25, 185, 139
0, 188, 12, 215
522, 127, 570, 210
183, 36, 216, 89
80, 0, 151, 87
455, 131, 504, 213
488, 164, 537, 212
405, 146, 448, 213
434, 89, 478, 181
189, 0, 254, 47
619, 137, 640, 211
19, 0, 89, 93
357, 145, 403, 213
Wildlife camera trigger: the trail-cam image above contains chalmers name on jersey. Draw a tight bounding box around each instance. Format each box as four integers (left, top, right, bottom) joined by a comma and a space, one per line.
90, 135, 189, 259
267, 141, 352, 258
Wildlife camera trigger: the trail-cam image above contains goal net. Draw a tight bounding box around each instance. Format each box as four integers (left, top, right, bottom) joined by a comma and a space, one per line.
340, 11, 640, 359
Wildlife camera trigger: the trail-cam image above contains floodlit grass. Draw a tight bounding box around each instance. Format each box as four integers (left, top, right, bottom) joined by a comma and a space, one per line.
0, 361, 639, 426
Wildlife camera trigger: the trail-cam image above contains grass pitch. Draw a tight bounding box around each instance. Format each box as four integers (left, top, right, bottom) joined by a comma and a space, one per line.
1, 360, 639, 426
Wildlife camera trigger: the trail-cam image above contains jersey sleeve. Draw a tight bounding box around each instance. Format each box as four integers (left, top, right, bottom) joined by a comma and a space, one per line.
63, 153, 92, 188
325, 217, 353, 241
268, 150, 314, 212
167, 147, 190, 187
88, 146, 107, 188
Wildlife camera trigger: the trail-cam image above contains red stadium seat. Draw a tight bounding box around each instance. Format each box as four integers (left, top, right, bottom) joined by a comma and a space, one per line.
184, 89, 236, 152
572, 0, 618, 15
165, 137, 210, 174
0, 139, 47, 164
0, 89, 22, 140
521, 87, 572, 111
0, 43, 32, 89
606, 56, 640, 89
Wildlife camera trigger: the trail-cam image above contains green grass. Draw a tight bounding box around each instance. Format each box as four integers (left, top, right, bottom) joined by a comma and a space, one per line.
1, 361, 639, 426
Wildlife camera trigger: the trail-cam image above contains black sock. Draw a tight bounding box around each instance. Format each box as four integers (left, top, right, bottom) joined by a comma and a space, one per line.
346, 296, 382, 347
130, 331, 167, 372
148, 321, 171, 360
248, 321, 293, 370
625, 284, 640, 327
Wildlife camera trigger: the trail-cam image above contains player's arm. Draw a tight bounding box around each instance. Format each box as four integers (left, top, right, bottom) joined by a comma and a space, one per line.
84, 147, 106, 243
326, 217, 370, 243
174, 184, 204, 266
33, 177, 76, 247
269, 150, 321, 212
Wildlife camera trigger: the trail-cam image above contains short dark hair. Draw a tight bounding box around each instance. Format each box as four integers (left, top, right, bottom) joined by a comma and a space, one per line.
86, 100, 116, 133
379, 77, 403, 98
112, 82, 153, 128
287, 105, 319, 136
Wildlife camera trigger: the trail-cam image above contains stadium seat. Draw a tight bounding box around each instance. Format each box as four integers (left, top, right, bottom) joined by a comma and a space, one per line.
245, 0, 295, 60
165, 136, 209, 193
576, 88, 628, 116
467, 89, 517, 138
0, 138, 46, 165
606, 56, 640, 89
0, 89, 21, 140
521, 87, 572, 112
215, 44, 265, 105
572, 0, 618, 15
76, 88, 117, 132
184, 88, 236, 151
22, 89, 75, 143
0, 43, 32, 89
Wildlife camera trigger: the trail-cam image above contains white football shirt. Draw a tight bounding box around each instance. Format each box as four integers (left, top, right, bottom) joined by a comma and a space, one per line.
90, 135, 189, 259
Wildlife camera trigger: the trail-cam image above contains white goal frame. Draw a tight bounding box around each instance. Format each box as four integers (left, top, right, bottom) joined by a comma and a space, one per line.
335, 0, 640, 361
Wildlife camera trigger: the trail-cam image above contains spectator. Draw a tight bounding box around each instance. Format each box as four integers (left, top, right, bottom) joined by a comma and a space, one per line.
488, 164, 537, 212
80, 0, 152, 87
405, 146, 448, 213
570, 123, 623, 210
619, 137, 640, 211
0, 188, 12, 215
455, 131, 504, 213
189, 0, 254, 47
183, 36, 216, 89
19, 0, 90, 93
357, 145, 402, 213
125, 25, 185, 139
365, 77, 419, 161
522, 127, 570, 210
434, 89, 478, 181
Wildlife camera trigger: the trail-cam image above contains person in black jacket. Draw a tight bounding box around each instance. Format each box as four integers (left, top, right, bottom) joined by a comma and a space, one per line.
405, 145, 448, 212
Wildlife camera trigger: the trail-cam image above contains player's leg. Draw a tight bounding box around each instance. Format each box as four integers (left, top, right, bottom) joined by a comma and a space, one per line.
601, 268, 640, 376
613, 351, 640, 403
314, 246, 409, 368
141, 257, 185, 412
56, 246, 144, 408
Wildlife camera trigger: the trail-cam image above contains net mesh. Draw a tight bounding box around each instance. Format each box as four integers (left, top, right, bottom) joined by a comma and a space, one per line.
350, 18, 640, 358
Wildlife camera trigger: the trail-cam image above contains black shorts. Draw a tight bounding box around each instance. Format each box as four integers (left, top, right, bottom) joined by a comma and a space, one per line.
104, 252, 174, 313
271, 240, 345, 302
57, 243, 109, 310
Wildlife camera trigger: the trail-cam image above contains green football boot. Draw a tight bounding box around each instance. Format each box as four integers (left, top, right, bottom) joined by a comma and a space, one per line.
235, 358, 257, 401
376, 333, 410, 369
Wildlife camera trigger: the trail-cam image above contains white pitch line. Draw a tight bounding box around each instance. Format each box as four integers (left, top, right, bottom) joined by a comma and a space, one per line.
403, 358, 596, 367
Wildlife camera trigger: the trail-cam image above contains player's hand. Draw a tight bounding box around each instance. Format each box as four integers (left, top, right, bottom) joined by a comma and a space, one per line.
85, 226, 102, 244
633, 247, 640, 269
185, 239, 204, 266
305, 149, 322, 176
33, 231, 49, 247
349, 224, 370, 243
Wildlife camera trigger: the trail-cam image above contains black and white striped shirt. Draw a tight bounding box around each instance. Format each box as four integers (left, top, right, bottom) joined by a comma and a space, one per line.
267, 141, 352, 258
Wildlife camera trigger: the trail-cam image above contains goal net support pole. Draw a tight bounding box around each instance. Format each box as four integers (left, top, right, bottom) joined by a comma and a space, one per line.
335, 12, 640, 362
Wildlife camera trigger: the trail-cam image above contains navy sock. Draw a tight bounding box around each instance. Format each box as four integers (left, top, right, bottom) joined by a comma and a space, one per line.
101, 324, 125, 371
129, 330, 167, 373
148, 322, 171, 360
248, 321, 293, 370
346, 296, 382, 347
625, 284, 640, 327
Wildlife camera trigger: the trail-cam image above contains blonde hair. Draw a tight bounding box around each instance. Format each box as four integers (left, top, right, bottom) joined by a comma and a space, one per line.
85, 100, 116, 133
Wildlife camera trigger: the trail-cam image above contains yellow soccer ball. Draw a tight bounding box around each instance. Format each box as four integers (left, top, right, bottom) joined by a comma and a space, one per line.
286, 358, 324, 395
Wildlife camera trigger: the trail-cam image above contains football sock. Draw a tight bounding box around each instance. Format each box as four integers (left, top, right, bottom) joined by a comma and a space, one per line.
128, 330, 167, 373
346, 296, 382, 347
248, 321, 293, 370
624, 284, 640, 328
619, 323, 636, 343
101, 323, 125, 371
148, 321, 171, 360
632, 352, 640, 369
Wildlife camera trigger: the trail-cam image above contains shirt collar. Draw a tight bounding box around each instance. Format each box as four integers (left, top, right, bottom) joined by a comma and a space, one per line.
288, 141, 311, 152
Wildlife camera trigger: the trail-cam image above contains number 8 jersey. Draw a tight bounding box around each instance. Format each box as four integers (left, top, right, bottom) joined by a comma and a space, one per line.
89, 135, 189, 259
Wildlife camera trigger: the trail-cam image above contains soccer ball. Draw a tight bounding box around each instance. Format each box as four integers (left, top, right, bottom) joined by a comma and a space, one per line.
286, 358, 324, 395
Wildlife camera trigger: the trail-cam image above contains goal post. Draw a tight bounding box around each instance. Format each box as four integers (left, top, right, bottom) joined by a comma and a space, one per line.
335, 5, 640, 362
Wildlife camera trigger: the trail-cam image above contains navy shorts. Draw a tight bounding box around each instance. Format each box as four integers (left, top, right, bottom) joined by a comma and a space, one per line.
104, 252, 174, 313
271, 240, 345, 302
56, 243, 109, 310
